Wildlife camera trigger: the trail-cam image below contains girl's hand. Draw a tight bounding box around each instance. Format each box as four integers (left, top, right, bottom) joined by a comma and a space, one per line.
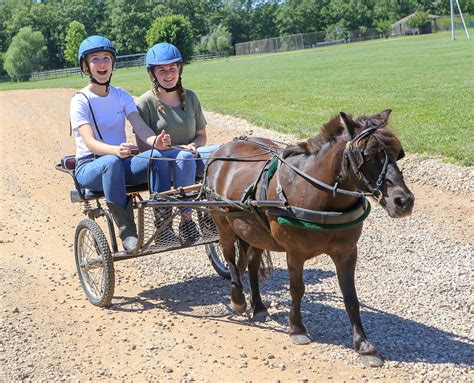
182, 143, 197, 154
154, 130, 171, 150
116, 143, 133, 158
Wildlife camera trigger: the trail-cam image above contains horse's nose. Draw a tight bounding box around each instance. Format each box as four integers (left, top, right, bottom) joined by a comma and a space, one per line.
394, 192, 415, 212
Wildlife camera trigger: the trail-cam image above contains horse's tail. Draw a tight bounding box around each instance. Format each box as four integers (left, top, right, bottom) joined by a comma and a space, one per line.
259, 250, 273, 283
235, 237, 273, 282
236, 237, 248, 278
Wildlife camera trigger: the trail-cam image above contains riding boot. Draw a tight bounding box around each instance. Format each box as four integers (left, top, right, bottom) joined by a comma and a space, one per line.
153, 207, 180, 246
107, 198, 138, 251
179, 219, 200, 246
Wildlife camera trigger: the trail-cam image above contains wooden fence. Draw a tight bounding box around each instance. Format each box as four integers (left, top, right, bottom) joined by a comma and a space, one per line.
17, 51, 230, 82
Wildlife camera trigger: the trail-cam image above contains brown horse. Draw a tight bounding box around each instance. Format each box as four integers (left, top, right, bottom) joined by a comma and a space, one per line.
204, 110, 414, 367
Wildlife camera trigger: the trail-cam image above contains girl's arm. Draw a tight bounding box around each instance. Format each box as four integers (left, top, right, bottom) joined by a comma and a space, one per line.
78, 124, 132, 158
128, 111, 170, 150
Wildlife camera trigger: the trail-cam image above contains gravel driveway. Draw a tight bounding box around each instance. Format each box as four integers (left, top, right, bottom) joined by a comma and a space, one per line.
0, 89, 472, 381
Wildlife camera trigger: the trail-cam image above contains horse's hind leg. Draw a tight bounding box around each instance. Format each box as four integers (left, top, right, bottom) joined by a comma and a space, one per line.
247, 246, 269, 322
213, 216, 247, 314
287, 252, 311, 345
330, 249, 383, 367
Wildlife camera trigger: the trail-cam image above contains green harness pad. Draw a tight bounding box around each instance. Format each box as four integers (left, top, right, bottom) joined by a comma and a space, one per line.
277, 201, 371, 232
267, 156, 279, 179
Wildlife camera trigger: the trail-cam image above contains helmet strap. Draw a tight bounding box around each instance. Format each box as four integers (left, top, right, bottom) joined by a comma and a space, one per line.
89, 75, 112, 92
157, 76, 182, 93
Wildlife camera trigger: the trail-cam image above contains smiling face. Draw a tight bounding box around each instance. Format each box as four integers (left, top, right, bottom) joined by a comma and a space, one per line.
152, 63, 180, 89
83, 51, 114, 81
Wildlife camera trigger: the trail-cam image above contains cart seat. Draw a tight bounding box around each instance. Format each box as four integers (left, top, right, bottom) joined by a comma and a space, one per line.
55, 155, 148, 203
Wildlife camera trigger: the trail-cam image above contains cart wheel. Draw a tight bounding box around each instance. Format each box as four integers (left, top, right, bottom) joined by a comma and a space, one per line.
74, 219, 115, 307
205, 242, 231, 280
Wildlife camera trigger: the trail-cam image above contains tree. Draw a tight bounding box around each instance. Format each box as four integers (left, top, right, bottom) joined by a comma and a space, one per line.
206, 25, 232, 52
4, 27, 46, 82
101, 0, 154, 55
146, 15, 194, 63
249, 1, 279, 40
218, 0, 253, 44
64, 21, 87, 67
276, 0, 329, 36
406, 11, 429, 29
0, 52, 6, 77
375, 19, 393, 37
322, 0, 373, 32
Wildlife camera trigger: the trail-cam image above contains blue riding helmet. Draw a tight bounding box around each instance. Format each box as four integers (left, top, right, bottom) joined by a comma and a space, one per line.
146, 43, 182, 69
78, 35, 117, 69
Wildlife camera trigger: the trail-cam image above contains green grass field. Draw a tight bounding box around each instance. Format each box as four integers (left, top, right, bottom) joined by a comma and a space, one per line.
2, 31, 473, 165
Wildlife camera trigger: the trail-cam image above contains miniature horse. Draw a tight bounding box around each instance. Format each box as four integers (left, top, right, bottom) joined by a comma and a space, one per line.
204, 110, 414, 367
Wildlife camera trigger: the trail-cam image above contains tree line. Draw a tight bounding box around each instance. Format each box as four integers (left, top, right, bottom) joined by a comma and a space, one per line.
1, 0, 472, 80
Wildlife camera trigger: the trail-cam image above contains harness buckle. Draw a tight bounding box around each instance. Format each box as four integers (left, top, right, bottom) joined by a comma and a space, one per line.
372, 189, 383, 203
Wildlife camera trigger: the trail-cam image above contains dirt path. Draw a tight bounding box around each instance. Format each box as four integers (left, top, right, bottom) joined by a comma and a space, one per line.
0, 89, 472, 382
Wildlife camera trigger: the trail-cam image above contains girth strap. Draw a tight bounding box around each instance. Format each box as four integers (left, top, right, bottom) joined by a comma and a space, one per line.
267, 197, 369, 225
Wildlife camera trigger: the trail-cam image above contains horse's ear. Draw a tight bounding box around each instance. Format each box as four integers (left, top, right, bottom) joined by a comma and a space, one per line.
376, 109, 392, 124
340, 112, 356, 140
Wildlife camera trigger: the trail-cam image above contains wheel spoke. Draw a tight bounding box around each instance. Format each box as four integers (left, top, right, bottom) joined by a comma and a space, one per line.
75, 219, 114, 307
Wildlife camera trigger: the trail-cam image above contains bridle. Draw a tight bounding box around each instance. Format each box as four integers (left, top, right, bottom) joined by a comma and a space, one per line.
343, 126, 390, 201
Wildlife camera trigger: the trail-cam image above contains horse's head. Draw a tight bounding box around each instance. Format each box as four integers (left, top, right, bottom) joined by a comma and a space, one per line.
340, 110, 414, 218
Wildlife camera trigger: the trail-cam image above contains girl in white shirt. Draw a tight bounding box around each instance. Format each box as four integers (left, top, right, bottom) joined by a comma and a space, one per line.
70, 35, 171, 251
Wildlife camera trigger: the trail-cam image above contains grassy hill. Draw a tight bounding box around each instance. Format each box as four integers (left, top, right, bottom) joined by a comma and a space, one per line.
1, 31, 472, 165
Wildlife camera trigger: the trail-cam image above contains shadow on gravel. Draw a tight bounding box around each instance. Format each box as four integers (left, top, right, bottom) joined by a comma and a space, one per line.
115, 266, 473, 367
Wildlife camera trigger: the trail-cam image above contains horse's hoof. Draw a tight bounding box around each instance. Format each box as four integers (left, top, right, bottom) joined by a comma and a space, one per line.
252, 311, 269, 322
360, 353, 384, 367
290, 334, 311, 345
232, 302, 247, 315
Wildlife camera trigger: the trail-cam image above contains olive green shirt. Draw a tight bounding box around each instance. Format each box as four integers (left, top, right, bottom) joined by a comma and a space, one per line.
136, 89, 206, 145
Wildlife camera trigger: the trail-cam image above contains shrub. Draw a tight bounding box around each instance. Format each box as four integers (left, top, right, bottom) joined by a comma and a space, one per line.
146, 15, 194, 63
4, 27, 46, 82
195, 35, 210, 54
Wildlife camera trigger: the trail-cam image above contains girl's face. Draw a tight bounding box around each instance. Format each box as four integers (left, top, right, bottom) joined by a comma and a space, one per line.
84, 51, 114, 81
153, 64, 180, 88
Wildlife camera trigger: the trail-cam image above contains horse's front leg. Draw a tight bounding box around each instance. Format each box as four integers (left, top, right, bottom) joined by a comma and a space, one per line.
287, 253, 311, 345
247, 246, 269, 322
330, 248, 384, 367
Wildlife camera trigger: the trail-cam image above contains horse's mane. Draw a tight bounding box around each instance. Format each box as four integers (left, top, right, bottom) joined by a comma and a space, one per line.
282, 114, 347, 158
282, 113, 400, 159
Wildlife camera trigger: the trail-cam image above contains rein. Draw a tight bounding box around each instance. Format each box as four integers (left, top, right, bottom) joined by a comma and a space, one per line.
201, 130, 388, 231
236, 133, 384, 199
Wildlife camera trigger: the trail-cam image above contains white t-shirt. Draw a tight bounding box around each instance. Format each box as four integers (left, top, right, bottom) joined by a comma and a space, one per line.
70, 85, 137, 159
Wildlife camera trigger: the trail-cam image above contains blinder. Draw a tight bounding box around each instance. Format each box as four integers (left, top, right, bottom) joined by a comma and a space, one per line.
343, 126, 389, 201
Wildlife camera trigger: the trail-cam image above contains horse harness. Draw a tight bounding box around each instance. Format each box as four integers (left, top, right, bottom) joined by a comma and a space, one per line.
204, 128, 389, 231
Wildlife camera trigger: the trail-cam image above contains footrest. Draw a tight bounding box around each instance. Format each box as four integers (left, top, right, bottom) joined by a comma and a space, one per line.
70, 184, 150, 203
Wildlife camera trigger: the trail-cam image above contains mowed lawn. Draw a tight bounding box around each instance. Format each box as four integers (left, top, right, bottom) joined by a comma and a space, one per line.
1, 31, 472, 165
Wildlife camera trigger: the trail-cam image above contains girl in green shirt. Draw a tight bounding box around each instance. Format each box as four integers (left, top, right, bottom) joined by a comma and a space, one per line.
137, 43, 219, 245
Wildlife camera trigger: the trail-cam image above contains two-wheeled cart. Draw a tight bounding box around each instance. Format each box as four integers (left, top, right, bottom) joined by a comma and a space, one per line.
56, 155, 231, 307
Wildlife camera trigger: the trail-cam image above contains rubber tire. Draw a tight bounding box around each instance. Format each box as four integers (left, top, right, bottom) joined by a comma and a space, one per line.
74, 219, 115, 307
205, 242, 231, 280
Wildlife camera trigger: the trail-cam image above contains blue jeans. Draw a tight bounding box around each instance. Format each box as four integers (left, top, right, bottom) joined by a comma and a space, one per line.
159, 144, 220, 214
75, 150, 169, 208
160, 144, 221, 187
197, 144, 220, 178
